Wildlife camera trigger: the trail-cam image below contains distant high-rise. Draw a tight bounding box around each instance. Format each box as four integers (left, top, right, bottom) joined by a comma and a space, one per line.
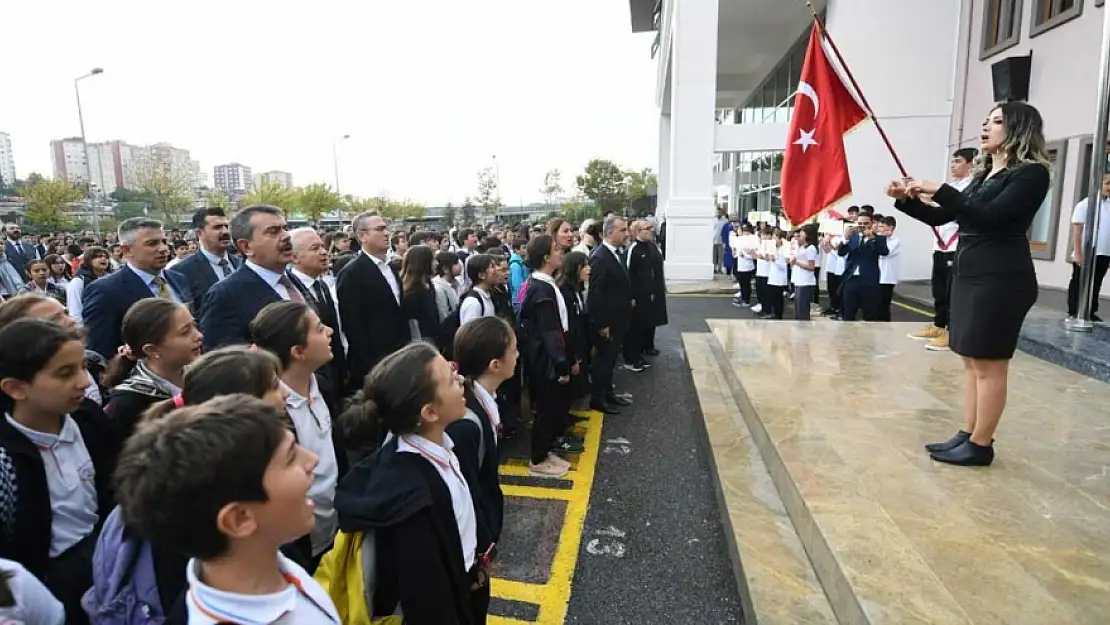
51, 138, 87, 184
253, 170, 293, 189
214, 163, 252, 195
0, 133, 15, 187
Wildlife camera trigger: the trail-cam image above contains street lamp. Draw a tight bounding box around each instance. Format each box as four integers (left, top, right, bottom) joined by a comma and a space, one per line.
333, 134, 350, 228
75, 68, 104, 234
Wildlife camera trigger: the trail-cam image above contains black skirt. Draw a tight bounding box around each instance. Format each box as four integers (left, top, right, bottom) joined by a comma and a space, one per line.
949, 270, 1037, 360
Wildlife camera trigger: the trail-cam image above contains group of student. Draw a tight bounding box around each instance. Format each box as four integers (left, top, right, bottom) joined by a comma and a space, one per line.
725, 204, 903, 323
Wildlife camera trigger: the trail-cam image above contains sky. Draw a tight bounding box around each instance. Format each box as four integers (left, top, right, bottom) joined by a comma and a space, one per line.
1, 0, 659, 206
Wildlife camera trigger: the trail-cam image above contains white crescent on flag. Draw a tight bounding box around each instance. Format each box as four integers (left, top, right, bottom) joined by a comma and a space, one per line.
794, 81, 820, 153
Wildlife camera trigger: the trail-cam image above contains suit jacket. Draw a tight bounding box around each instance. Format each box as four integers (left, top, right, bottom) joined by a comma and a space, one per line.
285, 269, 348, 390
337, 253, 408, 394
82, 265, 192, 359
3, 240, 37, 275
174, 250, 240, 313
199, 266, 282, 350
838, 233, 889, 285
586, 244, 632, 335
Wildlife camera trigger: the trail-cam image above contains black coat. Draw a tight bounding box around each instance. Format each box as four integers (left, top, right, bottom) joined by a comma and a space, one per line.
82, 266, 193, 359
519, 278, 571, 383
285, 270, 348, 391
586, 245, 632, 336
401, 286, 442, 343
173, 251, 241, 314
199, 265, 282, 350
337, 254, 409, 395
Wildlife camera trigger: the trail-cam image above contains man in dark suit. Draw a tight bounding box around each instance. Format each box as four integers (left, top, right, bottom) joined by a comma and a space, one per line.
285, 227, 347, 390
200, 205, 298, 350
82, 217, 192, 359
338, 211, 408, 394
3, 223, 38, 276
837, 212, 889, 322
174, 207, 239, 313
587, 215, 633, 415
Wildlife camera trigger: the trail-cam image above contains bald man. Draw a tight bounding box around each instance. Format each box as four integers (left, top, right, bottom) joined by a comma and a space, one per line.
286, 227, 348, 389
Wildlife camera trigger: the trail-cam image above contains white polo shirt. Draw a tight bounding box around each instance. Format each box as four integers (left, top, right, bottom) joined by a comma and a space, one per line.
186, 552, 340, 624
880, 236, 903, 285
6, 414, 98, 557
791, 245, 818, 287
458, 287, 495, 327
397, 433, 477, 571
767, 246, 789, 287
281, 379, 338, 556
1071, 197, 1110, 257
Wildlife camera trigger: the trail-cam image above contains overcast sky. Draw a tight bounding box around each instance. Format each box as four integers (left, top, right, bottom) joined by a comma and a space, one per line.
2, 0, 659, 205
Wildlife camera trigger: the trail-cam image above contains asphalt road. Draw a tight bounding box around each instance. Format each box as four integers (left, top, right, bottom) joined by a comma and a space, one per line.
493, 291, 933, 624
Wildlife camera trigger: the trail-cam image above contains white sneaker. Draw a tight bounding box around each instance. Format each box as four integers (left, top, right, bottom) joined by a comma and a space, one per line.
530, 457, 569, 478
751, 304, 763, 314
548, 452, 572, 469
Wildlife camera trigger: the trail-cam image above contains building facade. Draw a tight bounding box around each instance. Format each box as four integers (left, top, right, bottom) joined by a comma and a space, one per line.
630, 0, 1106, 292
254, 170, 294, 189
213, 162, 253, 194
50, 138, 88, 184
0, 133, 15, 187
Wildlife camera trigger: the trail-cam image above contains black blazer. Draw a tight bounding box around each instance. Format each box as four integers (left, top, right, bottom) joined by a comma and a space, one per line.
174, 251, 240, 314
3, 240, 36, 275
199, 265, 282, 350
401, 286, 441, 343
285, 270, 348, 390
838, 233, 889, 285
337, 253, 408, 394
586, 244, 632, 335
82, 265, 193, 359
0, 400, 117, 583
446, 384, 503, 545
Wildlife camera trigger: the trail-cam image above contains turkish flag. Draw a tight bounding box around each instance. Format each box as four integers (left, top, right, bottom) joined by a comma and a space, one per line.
780, 26, 868, 225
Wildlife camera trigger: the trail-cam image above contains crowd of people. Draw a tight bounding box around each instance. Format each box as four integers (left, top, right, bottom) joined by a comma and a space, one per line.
0, 205, 667, 623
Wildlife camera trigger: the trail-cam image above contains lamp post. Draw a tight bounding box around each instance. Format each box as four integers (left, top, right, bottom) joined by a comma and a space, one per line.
1066, 4, 1110, 332
333, 134, 350, 228
75, 68, 104, 234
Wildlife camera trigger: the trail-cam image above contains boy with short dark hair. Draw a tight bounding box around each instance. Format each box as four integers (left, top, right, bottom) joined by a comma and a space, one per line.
114, 395, 337, 624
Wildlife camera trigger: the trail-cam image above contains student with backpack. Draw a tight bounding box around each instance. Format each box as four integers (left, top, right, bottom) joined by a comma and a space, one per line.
438, 254, 497, 360
322, 342, 482, 625
508, 237, 530, 308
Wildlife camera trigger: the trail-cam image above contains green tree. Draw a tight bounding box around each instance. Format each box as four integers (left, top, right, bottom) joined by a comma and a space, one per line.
342, 194, 376, 218
297, 183, 341, 225
112, 201, 147, 221
240, 181, 297, 211
624, 168, 657, 202
441, 202, 456, 228
541, 169, 564, 211
204, 189, 229, 210
396, 199, 427, 219
459, 197, 477, 226
557, 198, 601, 225
132, 159, 194, 227
576, 159, 628, 216
19, 177, 82, 230
475, 167, 500, 221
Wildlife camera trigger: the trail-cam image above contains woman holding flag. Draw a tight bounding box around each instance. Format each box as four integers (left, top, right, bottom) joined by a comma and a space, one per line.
886, 101, 1050, 467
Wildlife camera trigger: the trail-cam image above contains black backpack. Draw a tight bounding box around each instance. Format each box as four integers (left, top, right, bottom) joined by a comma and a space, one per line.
437, 290, 485, 360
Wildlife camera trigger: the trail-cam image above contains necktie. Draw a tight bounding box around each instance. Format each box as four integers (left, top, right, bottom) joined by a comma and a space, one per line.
217, 258, 231, 278
312, 280, 331, 309
151, 276, 172, 300
278, 274, 305, 303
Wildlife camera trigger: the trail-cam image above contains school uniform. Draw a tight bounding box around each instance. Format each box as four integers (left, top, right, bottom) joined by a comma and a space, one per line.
281, 377, 341, 558
519, 275, 573, 465
1067, 195, 1110, 319
185, 551, 340, 624
732, 233, 756, 305
825, 238, 845, 315
458, 287, 496, 326
879, 235, 902, 322
791, 245, 818, 320
766, 245, 789, 320
754, 245, 771, 311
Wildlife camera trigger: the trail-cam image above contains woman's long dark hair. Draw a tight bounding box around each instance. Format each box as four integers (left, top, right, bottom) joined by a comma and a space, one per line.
250, 301, 311, 369
0, 318, 84, 412
143, 346, 282, 422
103, 299, 186, 388
401, 244, 435, 296
559, 251, 589, 292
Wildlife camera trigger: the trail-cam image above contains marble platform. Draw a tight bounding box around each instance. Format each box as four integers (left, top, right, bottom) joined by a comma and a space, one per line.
696, 319, 1110, 625
1018, 309, 1110, 383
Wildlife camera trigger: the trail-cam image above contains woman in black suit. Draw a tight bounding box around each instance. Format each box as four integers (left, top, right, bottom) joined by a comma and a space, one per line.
886, 101, 1050, 467
400, 244, 441, 343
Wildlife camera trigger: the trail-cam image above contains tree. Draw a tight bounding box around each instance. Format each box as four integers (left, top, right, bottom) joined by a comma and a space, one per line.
296, 183, 342, 225
204, 189, 229, 210
18, 177, 82, 230
113, 201, 147, 221
576, 159, 628, 216
459, 197, 477, 226
343, 194, 375, 218
132, 158, 194, 227
240, 181, 297, 212
624, 168, 657, 202
396, 199, 427, 220
441, 202, 456, 228
475, 167, 500, 221
557, 198, 601, 225
540, 169, 564, 211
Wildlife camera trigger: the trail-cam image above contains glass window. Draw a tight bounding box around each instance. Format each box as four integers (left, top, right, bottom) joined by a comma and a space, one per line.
775, 62, 790, 123
1031, 0, 1082, 35
981, 0, 1022, 58
1028, 141, 1068, 260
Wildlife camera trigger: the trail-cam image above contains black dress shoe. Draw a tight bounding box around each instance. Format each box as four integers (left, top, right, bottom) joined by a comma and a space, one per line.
924, 430, 970, 453
930, 440, 994, 466
590, 402, 620, 415
643, 348, 661, 357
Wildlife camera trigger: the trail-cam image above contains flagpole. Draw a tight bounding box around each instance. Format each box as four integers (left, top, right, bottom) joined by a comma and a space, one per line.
803, 0, 908, 178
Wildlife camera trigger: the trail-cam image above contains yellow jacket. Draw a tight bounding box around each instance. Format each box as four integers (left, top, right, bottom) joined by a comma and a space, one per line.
314, 530, 404, 625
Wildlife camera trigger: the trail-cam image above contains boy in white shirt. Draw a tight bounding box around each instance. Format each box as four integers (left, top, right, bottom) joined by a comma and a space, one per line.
1066, 172, 1110, 322
878, 215, 902, 322
765, 230, 790, 320
752, 227, 774, 315
114, 395, 340, 625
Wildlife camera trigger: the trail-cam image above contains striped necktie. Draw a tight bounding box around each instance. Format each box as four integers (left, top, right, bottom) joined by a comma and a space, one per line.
151, 275, 172, 300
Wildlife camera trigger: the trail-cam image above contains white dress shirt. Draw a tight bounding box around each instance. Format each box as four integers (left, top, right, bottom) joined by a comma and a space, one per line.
397, 433, 477, 570
1071, 196, 1110, 258
200, 248, 235, 281
245, 261, 293, 300
186, 552, 340, 624
880, 236, 903, 285
128, 264, 182, 302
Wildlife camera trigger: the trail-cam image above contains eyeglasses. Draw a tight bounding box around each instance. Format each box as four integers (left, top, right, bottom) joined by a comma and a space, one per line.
359, 225, 389, 233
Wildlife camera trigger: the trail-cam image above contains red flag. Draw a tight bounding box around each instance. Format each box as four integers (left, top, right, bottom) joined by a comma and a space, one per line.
780, 25, 868, 225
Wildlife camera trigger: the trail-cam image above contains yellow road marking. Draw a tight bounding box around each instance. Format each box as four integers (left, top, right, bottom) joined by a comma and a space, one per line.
489, 616, 535, 625
491, 409, 603, 624
893, 299, 933, 318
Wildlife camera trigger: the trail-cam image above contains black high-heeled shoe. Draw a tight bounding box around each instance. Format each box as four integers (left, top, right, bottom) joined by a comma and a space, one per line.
924, 430, 970, 454
930, 440, 994, 467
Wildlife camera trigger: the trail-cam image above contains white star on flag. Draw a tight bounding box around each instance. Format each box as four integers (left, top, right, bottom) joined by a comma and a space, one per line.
794, 128, 818, 152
